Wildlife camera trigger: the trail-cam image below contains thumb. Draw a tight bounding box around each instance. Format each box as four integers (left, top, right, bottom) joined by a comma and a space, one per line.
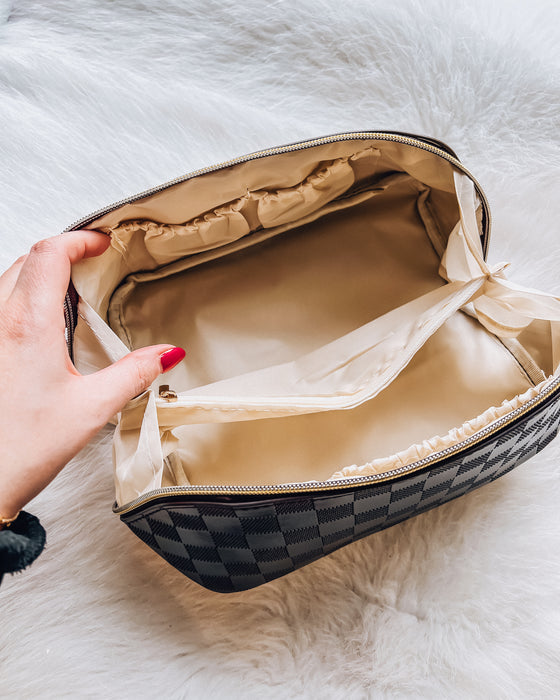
82, 345, 186, 423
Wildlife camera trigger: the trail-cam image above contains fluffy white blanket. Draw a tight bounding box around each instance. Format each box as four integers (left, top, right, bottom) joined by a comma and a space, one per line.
1, 1, 559, 697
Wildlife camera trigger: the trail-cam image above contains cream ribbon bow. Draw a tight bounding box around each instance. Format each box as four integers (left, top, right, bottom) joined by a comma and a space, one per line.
440, 171, 560, 374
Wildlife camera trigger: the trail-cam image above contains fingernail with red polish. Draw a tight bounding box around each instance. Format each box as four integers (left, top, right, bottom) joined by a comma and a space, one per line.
160, 347, 186, 372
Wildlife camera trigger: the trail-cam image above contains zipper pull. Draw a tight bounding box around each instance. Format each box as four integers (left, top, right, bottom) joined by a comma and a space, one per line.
159, 385, 178, 402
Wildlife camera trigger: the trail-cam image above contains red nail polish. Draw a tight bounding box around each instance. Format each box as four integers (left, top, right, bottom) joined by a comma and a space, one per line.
160, 347, 186, 372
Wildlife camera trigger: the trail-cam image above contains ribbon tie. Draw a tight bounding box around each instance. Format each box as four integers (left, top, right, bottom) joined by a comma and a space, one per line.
440, 171, 560, 372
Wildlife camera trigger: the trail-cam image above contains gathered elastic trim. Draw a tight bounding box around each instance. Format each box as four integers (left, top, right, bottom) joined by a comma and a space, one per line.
106, 146, 381, 265
328, 380, 549, 480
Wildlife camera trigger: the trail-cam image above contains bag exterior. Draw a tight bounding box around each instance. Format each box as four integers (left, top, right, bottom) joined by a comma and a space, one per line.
120, 386, 560, 593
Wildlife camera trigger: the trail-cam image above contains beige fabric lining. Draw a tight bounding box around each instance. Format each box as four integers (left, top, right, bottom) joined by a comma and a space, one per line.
69, 139, 560, 506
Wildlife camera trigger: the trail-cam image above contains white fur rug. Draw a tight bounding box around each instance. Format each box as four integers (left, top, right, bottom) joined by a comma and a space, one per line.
1, 1, 559, 697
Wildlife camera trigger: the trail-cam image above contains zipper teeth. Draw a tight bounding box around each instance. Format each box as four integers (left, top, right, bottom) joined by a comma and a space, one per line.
114, 375, 560, 514
62, 131, 492, 249
63, 295, 74, 357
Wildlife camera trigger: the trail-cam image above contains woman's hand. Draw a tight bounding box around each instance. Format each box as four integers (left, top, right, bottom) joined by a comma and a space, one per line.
0, 231, 185, 521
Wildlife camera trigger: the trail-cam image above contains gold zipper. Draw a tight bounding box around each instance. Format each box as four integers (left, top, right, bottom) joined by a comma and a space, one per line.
114, 374, 560, 515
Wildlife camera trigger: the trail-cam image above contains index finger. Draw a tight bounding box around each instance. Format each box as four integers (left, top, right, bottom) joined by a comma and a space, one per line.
9, 230, 110, 318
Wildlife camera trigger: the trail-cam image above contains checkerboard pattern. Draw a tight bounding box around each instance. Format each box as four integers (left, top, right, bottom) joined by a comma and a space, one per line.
122, 394, 560, 593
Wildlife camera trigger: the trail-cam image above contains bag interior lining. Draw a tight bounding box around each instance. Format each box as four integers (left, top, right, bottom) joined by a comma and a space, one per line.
68, 138, 557, 504
105, 173, 534, 488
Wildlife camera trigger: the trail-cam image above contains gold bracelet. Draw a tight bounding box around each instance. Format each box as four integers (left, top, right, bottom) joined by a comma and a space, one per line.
0, 511, 20, 530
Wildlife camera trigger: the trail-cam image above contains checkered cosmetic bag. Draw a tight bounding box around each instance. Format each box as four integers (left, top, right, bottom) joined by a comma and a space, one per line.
67, 132, 560, 592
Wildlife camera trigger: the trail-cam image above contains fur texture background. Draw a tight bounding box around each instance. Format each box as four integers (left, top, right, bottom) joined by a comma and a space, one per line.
1, 1, 559, 697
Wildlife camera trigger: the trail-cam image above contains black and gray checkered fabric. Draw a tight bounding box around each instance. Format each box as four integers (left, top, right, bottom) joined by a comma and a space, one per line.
122, 395, 560, 593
